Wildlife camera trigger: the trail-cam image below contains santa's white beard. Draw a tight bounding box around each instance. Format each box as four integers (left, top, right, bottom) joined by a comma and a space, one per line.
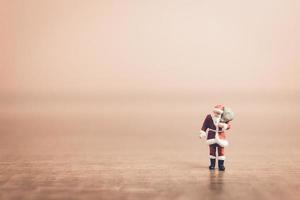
212, 115, 221, 125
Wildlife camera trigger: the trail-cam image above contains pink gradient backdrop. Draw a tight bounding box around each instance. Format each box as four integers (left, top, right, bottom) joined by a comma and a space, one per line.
1, 0, 299, 96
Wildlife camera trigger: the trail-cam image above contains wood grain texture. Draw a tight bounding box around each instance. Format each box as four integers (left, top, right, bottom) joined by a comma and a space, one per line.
0, 103, 299, 200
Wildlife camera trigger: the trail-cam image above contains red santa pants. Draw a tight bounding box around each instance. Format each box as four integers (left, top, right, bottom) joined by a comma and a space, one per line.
209, 144, 225, 160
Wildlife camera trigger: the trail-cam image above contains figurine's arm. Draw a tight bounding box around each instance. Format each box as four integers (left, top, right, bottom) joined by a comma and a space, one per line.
219, 121, 231, 131
199, 115, 209, 138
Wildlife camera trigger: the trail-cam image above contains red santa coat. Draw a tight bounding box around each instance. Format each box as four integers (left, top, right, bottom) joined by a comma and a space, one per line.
200, 114, 231, 147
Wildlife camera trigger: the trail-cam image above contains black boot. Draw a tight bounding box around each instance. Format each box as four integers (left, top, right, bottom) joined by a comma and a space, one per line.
209, 159, 216, 170
218, 160, 225, 171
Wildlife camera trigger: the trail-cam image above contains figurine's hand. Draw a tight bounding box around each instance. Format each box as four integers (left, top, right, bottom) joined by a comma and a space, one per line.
218, 123, 225, 128
218, 123, 228, 130
199, 130, 207, 139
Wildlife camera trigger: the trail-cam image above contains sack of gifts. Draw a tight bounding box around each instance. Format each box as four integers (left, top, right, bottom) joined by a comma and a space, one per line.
221, 107, 234, 123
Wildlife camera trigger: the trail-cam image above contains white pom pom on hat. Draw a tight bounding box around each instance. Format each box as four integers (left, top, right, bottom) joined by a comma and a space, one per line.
213, 104, 224, 114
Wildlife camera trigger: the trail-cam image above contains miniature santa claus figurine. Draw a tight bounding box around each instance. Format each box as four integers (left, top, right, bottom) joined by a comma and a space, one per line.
199, 105, 233, 171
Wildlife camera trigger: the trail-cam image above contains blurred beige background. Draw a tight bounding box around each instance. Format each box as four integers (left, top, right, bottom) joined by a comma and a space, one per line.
0, 1, 300, 200
1, 0, 300, 95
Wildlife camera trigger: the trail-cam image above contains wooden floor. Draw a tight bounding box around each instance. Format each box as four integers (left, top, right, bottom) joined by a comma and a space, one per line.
0, 103, 299, 200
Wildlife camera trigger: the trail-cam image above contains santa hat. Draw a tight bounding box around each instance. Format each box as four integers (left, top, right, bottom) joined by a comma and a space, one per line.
213, 104, 224, 114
